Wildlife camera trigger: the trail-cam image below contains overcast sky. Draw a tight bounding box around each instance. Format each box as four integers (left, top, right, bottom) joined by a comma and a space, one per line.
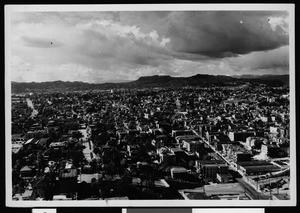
10, 10, 289, 83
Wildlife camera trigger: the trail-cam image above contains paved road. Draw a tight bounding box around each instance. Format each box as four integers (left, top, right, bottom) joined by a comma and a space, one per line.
83, 141, 93, 161
192, 129, 271, 200
236, 178, 269, 200
192, 130, 232, 165
80, 128, 97, 162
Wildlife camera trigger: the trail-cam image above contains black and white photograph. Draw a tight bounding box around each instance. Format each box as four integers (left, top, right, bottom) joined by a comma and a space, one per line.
5, 4, 296, 207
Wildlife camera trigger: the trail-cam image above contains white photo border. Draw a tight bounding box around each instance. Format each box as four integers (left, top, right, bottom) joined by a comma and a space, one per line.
5, 3, 296, 207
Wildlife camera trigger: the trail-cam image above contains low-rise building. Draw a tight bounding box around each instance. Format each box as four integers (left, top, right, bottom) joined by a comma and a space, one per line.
170, 167, 188, 179
237, 161, 281, 176
261, 144, 288, 158
195, 160, 228, 180
216, 173, 233, 183
158, 147, 176, 166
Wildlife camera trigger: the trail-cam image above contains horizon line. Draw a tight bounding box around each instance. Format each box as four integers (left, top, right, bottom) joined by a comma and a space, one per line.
11, 73, 289, 84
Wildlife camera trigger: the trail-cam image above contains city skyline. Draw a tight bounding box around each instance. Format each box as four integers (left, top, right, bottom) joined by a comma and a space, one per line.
10, 8, 290, 83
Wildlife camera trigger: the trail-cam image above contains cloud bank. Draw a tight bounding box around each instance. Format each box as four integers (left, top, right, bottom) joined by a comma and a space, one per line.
10, 10, 290, 83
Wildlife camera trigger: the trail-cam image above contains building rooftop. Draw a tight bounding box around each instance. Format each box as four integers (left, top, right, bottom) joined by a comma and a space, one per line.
204, 183, 245, 196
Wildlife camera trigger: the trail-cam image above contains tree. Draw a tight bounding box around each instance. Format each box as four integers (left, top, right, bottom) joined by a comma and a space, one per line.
72, 131, 83, 140
93, 147, 100, 155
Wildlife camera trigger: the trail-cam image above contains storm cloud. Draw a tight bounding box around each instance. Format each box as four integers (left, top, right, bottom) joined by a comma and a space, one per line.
163, 11, 289, 58
9, 9, 291, 83
228, 45, 289, 72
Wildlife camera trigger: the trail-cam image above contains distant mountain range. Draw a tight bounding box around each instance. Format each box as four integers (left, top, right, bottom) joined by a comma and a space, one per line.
11, 74, 289, 93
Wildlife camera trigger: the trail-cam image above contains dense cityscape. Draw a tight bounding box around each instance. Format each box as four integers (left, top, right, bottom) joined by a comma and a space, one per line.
11, 80, 290, 201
